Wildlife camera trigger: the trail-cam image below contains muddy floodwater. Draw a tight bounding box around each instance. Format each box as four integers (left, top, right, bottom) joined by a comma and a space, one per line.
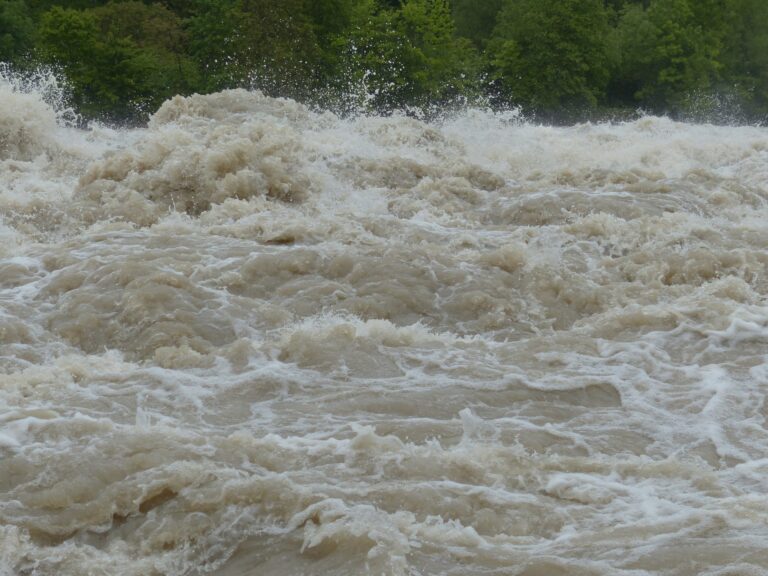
1, 80, 768, 576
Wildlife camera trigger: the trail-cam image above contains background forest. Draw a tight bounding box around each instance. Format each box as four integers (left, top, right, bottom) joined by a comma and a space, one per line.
2, 0, 767, 123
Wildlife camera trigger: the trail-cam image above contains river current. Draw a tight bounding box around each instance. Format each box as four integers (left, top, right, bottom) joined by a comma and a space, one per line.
1, 77, 767, 576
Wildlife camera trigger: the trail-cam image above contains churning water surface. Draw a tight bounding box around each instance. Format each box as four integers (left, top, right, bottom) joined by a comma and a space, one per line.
1, 78, 768, 576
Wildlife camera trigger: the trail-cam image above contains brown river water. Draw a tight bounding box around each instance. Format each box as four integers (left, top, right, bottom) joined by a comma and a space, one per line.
1, 76, 768, 576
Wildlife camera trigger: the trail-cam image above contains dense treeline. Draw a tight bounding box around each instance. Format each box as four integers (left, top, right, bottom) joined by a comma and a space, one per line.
2, 0, 767, 123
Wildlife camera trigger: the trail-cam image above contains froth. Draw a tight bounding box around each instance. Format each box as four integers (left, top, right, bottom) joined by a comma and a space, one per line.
76, 91, 313, 224
2, 86, 768, 576
0, 80, 59, 161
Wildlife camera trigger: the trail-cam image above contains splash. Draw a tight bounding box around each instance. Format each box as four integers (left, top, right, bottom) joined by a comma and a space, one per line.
0, 70, 60, 161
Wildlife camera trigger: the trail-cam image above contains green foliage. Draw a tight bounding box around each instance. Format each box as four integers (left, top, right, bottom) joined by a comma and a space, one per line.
343, 0, 480, 111
237, 0, 323, 99
304, 0, 357, 42
615, 0, 720, 111
94, 2, 196, 96
37, 3, 191, 120
0, 0, 35, 62
302, 0, 360, 83
450, 0, 502, 48
187, 0, 324, 98
719, 0, 768, 117
185, 0, 249, 91
399, 0, 480, 104
487, 0, 611, 116
6, 0, 768, 123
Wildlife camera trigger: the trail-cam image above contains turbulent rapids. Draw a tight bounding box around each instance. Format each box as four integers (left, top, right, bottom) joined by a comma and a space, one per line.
1, 77, 768, 576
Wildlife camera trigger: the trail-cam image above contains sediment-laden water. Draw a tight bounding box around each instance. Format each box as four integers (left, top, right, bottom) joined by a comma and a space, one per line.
1, 78, 767, 576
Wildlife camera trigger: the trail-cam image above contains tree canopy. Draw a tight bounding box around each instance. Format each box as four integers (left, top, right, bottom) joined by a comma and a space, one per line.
487, 0, 611, 117
1, 0, 766, 123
